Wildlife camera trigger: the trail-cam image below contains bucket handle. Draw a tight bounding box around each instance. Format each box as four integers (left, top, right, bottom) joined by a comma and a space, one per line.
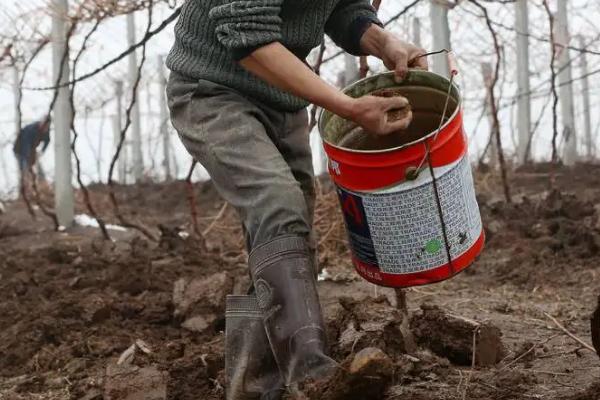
407, 49, 459, 273
411, 49, 459, 77
405, 53, 458, 179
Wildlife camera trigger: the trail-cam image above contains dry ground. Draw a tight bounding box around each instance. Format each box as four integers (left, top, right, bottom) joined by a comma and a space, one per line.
0, 163, 598, 400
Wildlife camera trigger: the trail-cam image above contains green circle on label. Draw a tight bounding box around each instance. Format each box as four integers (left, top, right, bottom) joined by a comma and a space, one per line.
425, 239, 442, 254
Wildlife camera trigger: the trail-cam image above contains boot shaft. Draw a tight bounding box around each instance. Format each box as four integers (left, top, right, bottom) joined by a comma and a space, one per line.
225, 295, 283, 400
248, 235, 337, 386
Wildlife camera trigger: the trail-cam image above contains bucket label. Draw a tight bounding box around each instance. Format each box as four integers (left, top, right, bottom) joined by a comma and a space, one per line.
336, 189, 378, 266
338, 155, 482, 275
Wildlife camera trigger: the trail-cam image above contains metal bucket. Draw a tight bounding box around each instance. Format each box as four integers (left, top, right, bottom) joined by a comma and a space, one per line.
318, 70, 484, 288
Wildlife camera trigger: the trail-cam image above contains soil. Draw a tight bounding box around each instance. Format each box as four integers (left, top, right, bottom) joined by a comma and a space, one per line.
592, 296, 600, 358
294, 347, 394, 400
410, 304, 506, 367
1, 163, 599, 399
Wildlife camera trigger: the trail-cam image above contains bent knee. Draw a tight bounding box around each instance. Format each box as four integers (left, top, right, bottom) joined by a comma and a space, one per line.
249, 184, 311, 246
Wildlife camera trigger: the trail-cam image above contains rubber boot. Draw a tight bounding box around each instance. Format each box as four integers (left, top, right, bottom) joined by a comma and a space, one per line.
248, 235, 338, 387
225, 295, 284, 400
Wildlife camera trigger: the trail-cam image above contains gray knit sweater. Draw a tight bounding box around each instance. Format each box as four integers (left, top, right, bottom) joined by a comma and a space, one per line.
166, 0, 381, 111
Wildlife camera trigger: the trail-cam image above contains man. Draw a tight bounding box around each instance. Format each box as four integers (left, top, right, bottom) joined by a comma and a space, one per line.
166, 1, 427, 398
13, 116, 51, 179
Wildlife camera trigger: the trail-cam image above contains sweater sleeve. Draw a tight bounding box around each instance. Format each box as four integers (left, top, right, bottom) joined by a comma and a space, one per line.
208, 0, 284, 61
325, 0, 383, 56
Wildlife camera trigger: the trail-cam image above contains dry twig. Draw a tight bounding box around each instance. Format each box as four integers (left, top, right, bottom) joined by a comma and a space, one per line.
469, 0, 511, 203
203, 202, 229, 237
69, 19, 111, 240
106, 2, 157, 241
541, 0, 560, 164
543, 312, 595, 353
184, 160, 206, 250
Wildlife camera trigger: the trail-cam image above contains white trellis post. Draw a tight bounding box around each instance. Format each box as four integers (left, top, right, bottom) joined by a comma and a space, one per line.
515, 0, 531, 165
127, 12, 144, 182
158, 56, 172, 180
11, 66, 22, 190
95, 108, 104, 179
11, 65, 21, 187
430, 0, 452, 78
556, 0, 577, 165
412, 18, 422, 47
305, 50, 327, 177
112, 115, 127, 184
52, 0, 74, 227
13, 66, 21, 139
579, 36, 593, 160
171, 147, 179, 178
343, 54, 360, 86
312, 127, 328, 177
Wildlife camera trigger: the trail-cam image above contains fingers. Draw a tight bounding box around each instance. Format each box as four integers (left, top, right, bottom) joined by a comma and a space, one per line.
393, 50, 409, 82
409, 51, 429, 70
386, 109, 413, 133
351, 94, 413, 136
373, 96, 412, 135
381, 36, 429, 79
378, 115, 412, 136
382, 96, 409, 112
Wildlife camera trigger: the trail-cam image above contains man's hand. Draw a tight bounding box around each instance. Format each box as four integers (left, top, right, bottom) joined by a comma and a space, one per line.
379, 35, 428, 80
239, 42, 413, 136
360, 24, 428, 81
347, 95, 412, 136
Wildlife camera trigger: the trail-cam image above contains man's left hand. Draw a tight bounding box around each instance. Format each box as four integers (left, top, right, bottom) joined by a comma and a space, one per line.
360, 24, 428, 81
379, 34, 428, 80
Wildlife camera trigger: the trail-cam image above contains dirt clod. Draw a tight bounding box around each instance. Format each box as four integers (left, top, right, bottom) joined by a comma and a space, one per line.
82, 294, 112, 323
328, 296, 409, 359
173, 272, 233, 316
173, 272, 234, 332
104, 364, 168, 400
411, 304, 506, 366
296, 347, 394, 400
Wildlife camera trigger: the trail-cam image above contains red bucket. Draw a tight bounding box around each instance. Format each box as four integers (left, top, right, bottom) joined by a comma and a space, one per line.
318, 70, 484, 288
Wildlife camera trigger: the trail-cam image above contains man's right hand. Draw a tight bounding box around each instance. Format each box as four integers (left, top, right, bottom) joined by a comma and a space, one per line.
346, 95, 413, 136
239, 42, 413, 136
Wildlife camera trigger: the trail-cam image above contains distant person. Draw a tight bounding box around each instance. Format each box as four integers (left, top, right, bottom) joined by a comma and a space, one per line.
13, 116, 51, 180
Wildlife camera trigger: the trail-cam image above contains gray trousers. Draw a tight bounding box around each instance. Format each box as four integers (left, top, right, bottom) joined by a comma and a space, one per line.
167, 73, 316, 256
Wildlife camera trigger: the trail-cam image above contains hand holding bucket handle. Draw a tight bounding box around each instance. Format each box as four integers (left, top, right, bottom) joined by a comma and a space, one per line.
411, 49, 459, 76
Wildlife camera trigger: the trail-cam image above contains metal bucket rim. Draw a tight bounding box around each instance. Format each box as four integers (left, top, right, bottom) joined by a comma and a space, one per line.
317, 70, 462, 155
